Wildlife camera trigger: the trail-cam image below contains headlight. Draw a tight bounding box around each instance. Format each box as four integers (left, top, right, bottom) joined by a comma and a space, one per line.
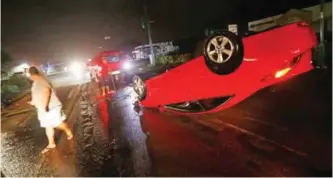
122, 61, 132, 70
69, 61, 84, 77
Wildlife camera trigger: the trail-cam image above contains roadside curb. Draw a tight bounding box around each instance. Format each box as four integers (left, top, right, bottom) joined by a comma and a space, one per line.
63, 84, 83, 117
3, 108, 35, 118
1, 90, 31, 116
1, 84, 82, 122
12, 89, 31, 103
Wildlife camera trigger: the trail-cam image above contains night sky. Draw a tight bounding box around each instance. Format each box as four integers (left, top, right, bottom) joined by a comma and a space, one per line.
2, 0, 320, 64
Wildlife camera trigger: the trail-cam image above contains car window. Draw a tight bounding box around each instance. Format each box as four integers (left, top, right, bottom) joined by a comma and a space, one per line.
104, 55, 120, 63
120, 54, 133, 61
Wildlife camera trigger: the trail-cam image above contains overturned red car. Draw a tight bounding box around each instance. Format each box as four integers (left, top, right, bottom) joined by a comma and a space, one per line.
132, 22, 318, 114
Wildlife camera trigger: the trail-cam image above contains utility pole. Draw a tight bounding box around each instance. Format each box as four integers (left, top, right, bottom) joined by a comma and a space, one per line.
143, 0, 155, 66
320, 0, 325, 45
318, 0, 326, 68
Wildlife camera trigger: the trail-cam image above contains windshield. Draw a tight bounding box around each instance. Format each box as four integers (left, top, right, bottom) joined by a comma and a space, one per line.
104, 55, 120, 63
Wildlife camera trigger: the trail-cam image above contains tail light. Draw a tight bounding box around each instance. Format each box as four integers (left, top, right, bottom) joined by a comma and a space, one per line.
274, 55, 301, 79
274, 67, 291, 78
262, 55, 302, 81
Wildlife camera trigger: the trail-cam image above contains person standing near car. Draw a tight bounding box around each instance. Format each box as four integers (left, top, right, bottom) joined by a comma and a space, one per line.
99, 57, 113, 96
27, 66, 73, 154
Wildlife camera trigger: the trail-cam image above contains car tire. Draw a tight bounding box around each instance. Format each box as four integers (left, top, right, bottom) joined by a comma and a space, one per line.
203, 31, 244, 75
132, 76, 147, 101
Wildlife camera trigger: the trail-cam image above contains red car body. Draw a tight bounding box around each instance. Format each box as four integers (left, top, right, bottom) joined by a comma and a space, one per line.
138, 22, 318, 114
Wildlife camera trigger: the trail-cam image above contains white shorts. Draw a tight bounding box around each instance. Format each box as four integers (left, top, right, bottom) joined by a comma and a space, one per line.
37, 106, 66, 128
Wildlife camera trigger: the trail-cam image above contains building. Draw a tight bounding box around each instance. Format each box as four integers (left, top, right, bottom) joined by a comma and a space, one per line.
132, 41, 180, 60
248, 2, 332, 33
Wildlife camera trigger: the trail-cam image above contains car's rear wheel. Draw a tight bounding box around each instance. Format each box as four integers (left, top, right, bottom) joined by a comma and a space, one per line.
132, 76, 146, 100
203, 31, 244, 75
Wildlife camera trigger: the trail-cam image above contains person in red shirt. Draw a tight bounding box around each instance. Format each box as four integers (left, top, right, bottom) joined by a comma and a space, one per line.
99, 58, 112, 96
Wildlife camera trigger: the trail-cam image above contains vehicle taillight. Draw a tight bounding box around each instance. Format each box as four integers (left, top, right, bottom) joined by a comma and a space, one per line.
262, 55, 302, 81
274, 55, 302, 79
274, 67, 291, 78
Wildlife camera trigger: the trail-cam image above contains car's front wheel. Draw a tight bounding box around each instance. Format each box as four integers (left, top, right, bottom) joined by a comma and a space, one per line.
203, 31, 244, 75
132, 76, 147, 101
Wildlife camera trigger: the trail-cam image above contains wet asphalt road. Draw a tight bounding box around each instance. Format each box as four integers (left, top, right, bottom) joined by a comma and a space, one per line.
1, 68, 332, 177
76, 68, 331, 176
104, 68, 331, 176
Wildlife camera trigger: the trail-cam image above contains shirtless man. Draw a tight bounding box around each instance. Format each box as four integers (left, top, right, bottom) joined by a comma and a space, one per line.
27, 66, 73, 153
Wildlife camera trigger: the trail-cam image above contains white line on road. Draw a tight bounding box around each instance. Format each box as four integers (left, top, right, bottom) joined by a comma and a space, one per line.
218, 120, 308, 157
67, 88, 75, 99
239, 116, 288, 131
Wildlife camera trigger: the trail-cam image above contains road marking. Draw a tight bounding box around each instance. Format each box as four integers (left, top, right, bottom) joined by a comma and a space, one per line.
3, 108, 35, 118
216, 120, 308, 157
237, 116, 288, 132
190, 116, 307, 157
67, 86, 79, 99
218, 108, 288, 131
67, 89, 74, 99
191, 117, 224, 132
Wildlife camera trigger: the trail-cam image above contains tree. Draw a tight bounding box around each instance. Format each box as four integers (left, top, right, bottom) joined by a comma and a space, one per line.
1, 50, 13, 76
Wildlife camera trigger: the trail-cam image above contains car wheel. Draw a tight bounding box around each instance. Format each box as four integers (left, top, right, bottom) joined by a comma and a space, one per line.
203, 31, 244, 75
132, 76, 146, 100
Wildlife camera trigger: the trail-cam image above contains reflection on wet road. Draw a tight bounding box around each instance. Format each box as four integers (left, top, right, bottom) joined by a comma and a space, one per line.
109, 87, 151, 176
74, 86, 115, 176
85, 69, 330, 176
47, 72, 90, 87
81, 85, 151, 176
